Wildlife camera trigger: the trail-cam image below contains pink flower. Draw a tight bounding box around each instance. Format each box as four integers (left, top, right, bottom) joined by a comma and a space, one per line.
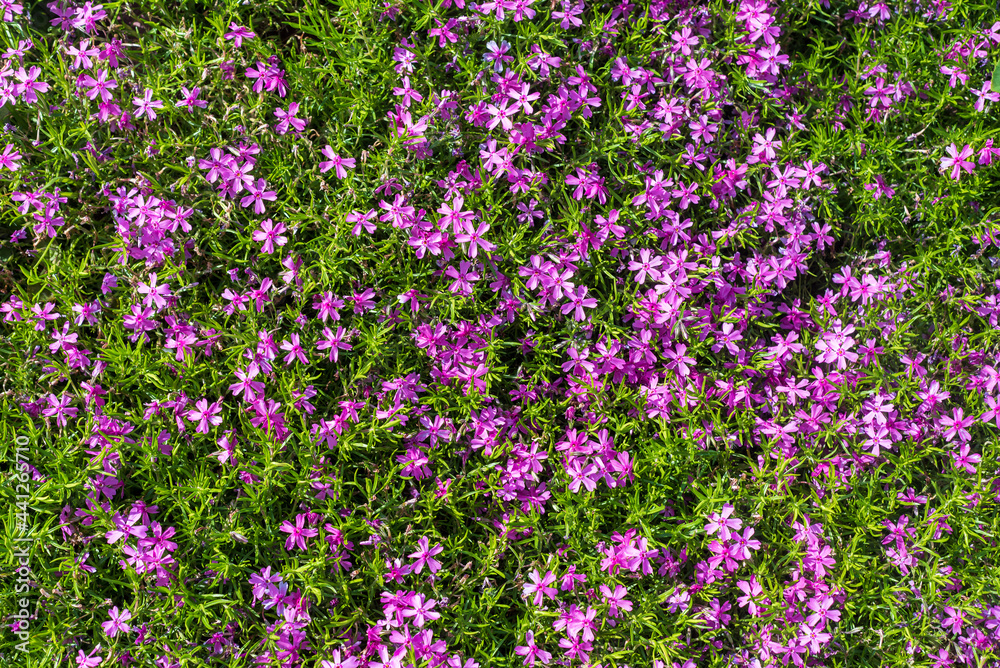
408, 536, 444, 574
514, 631, 552, 666
599, 583, 633, 617
251, 219, 288, 254
628, 249, 663, 284
951, 443, 981, 474
560, 285, 598, 322
940, 143, 975, 180
279, 514, 318, 550
321, 650, 359, 668
704, 504, 742, 540
0, 143, 21, 171
185, 398, 223, 434
76, 647, 103, 668
101, 606, 132, 638
736, 577, 765, 616
240, 178, 277, 215
319, 146, 357, 179
224, 23, 256, 48
273, 102, 307, 135
176, 86, 207, 111
798, 623, 831, 653
132, 88, 163, 120
79, 68, 117, 102
137, 273, 172, 310
14, 65, 48, 104
523, 569, 557, 606
401, 593, 441, 627
940, 408, 974, 444
454, 220, 496, 259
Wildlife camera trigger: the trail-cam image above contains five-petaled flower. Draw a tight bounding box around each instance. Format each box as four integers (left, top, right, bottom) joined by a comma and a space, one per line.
940, 143, 975, 181
0, 143, 21, 171
186, 398, 223, 434
319, 146, 356, 178
280, 513, 318, 550
240, 178, 277, 214
514, 631, 552, 667
523, 568, 558, 606
132, 88, 163, 120
252, 218, 288, 254
101, 606, 132, 638
408, 536, 444, 574
224, 23, 256, 47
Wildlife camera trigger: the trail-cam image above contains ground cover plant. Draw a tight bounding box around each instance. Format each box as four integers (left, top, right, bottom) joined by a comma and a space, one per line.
3, 0, 1000, 666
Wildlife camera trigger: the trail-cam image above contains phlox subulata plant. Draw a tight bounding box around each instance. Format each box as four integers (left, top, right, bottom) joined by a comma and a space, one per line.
2, 0, 1000, 667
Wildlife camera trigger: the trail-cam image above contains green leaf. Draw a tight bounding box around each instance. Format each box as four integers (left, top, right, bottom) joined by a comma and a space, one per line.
993, 61, 1000, 93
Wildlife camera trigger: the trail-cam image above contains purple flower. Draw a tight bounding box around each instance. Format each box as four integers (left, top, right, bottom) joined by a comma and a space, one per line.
224, 23, 256, 47
940, 143, 975, 180
523, 569, 557, 606
101, 606, 132, 638
185, 398, 222, 434
280, 514, 318, 551
132, 89, 163, 120
240, 178, 277, 215
251, 219, 288, 254
514, 631, 552, 666
319, 146, 356, 178
408, 536, 444, 574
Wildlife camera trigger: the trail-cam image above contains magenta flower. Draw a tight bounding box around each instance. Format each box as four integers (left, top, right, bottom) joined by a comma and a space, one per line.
397, 446, 431, 478
445, 261, 480, 296
940, 143, 975, 180
731, 526, 762, 560
408, 536, 444, 574
805, 595, 841, 627
251, 219, 288, 254
43, 392, 78, 428
280, 514, 318, 550
316, 326, 352, 362
224, 23, 256, 47
132, 89, 163, 120
799, 623, 831, 653
274, 102, 306, 135
704, 598, 732, 629
599, 583, 633, 617
76, 647, 103, 668
319, 146, 356, 178
748, 127, 781, 164
14, 65, 48, 104
176, 86, 207, 111
137, 273, 172, 310
704, 504, 742, 540
185, 398, 222, 434
240, 178, 277, 214
940, 408, 974, 444
454, 220, 496, 258
392, 76, 424, 107
0, 143, 22, 171
66, 40, 99, 70
981, 395, 1000, 430
523, 569, 558, 606
279, 333, 309, 366
101, 606, 132, 638
514, 631, 552, 666
560, 286, 598, 321
249, 566, 282, 603
400, 593, 441, 627
951, 443, 981, 474
736, 577, 766, 616
80, 68, 117, 102
321, 650, 359, 668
